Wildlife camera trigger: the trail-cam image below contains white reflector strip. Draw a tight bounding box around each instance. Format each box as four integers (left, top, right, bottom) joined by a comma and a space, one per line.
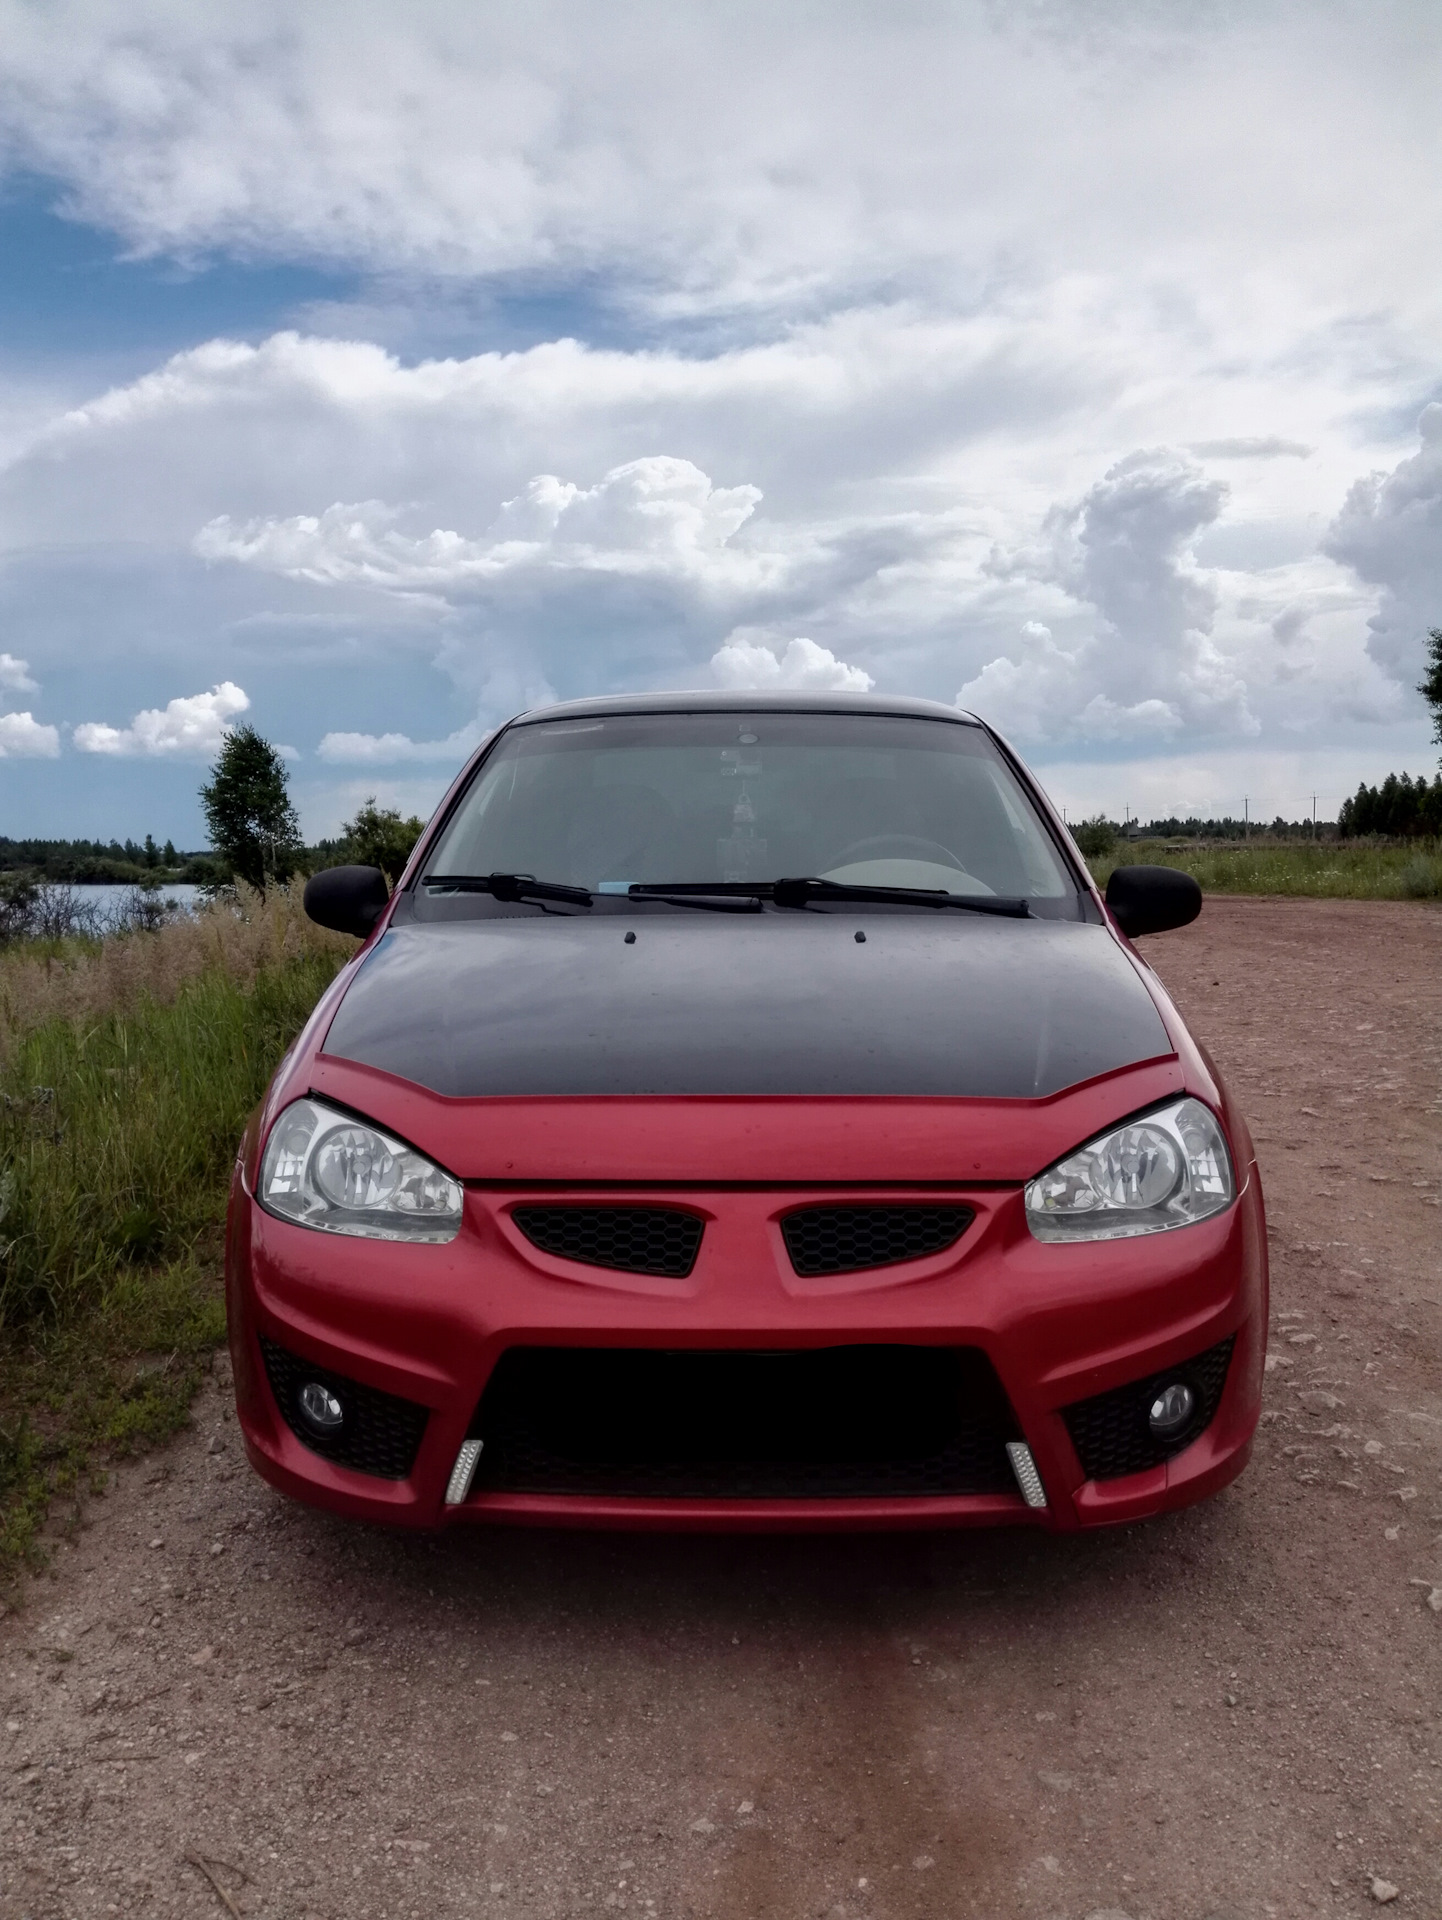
1006, 1441, 1048, 1509
444, 1438, 484, 1506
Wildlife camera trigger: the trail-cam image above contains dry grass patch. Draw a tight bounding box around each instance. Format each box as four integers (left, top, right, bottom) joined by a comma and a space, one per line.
0, 881, 350, 1054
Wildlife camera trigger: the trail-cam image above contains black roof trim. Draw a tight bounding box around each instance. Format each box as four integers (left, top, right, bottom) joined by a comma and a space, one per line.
509, 690, 984, 726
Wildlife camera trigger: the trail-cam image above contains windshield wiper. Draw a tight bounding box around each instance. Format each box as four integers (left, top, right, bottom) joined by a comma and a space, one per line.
422, 872, 593, 908
630, 879, 1029, 917
771, 877, 1029, 916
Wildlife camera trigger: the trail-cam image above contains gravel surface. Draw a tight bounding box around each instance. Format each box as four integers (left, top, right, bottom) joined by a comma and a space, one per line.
2, 897, 1440, 1920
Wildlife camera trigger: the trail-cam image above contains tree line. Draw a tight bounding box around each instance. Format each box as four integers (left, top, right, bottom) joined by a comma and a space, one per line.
1336, 771, 1442, 838
0, 833, 206, 884
1335, 628, 1442, 838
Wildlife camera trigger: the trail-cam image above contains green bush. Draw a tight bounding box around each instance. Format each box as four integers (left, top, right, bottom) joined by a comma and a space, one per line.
340, 796, 427, 883
1398, 853, 1442, 899
1071, 816, 1119, 858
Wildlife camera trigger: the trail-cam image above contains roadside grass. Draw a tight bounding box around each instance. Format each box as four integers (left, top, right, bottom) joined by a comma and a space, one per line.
1087, 836, 1442, 900
0, 887, 352, 1595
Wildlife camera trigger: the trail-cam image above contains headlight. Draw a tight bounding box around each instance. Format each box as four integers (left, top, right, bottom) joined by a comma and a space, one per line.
1024, 1097, 1234, 1242
259, 1098, 463, 1242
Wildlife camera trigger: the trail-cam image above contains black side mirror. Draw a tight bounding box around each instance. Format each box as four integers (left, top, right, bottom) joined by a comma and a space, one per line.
1105, 864, 1202, 938
303, 865, 390, 939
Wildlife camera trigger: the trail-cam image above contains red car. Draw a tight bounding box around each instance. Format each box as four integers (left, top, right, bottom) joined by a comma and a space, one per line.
226, 693, 1266, 1533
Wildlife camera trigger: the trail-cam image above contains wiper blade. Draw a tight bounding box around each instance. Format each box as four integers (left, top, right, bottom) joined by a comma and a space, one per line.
631, 879, 1030, 917
422, 872, 593, 907
626, 885, 763, 913
770, 877, 1029, 916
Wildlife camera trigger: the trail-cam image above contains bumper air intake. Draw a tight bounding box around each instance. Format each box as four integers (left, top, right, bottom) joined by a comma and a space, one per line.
465, 1344, 1019, 1500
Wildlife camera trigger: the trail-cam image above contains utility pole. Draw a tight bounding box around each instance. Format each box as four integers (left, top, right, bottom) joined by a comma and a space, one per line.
1312, 793, 1317, 840
1243, 797, 1248, 840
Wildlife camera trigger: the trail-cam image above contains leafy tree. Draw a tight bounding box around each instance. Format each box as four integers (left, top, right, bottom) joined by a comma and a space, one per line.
199, 725, 303, 890
1071, 816, 1118, 858
341, 796, 427, 883
1421, 627, 1442, 754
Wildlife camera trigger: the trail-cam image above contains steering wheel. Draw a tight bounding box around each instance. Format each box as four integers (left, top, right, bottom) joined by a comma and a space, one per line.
824, 834, 969, 872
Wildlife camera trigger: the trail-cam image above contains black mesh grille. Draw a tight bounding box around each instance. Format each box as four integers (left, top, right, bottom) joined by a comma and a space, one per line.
511, 1206, 703, 1277
1063, 1336, 1235, 1482
258, 1336, 429, 1480
781, 1205, 972, 1277
469, 1345, 1018, 1499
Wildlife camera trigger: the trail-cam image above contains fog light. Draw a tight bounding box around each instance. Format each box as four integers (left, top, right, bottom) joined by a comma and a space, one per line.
1005, 1440, 1048, 1509
445, 1438, 484, 1506
1148, 1380, 1196, 1441
297, 1381, 345, 1433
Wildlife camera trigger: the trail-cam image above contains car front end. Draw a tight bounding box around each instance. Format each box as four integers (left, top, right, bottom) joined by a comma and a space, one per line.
226, 693, 1266, 1532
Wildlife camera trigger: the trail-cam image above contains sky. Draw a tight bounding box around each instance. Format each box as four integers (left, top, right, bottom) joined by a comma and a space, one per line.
0, 1, 1440, 844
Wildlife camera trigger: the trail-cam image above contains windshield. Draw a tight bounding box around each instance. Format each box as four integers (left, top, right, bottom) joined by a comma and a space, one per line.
423, 711, 1076, 901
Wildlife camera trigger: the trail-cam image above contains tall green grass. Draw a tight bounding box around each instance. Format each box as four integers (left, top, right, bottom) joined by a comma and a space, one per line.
0, 889, 351, 1587
0, 952, 340, 1332
1088, 837, 1442, 900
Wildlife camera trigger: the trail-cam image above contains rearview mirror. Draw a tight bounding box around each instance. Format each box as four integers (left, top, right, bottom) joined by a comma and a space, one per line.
303, 865, 390, 939
1105, 864, 1202, 938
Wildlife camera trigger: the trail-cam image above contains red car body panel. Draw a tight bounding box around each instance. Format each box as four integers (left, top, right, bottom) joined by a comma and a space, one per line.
226, 698, 1268, 1532
227, 981, 1266, 1534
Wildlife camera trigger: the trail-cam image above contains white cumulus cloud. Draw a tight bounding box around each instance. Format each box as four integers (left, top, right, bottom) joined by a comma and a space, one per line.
959, 450, 1255, 745
195, 457, 768, 594
0, 653, 38, 693
315, 722, 489, 766
1324, 402, 1442, 690
710, 633, 872, 693
0, 711, 60, 757
0, 650, 58, 757
73, 681, 250, 756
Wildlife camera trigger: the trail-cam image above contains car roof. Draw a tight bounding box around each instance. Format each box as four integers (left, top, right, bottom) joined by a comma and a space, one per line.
511, 689, 984, 726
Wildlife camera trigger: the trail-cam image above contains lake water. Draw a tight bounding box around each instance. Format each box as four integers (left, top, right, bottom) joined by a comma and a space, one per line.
57, 882, 206, 929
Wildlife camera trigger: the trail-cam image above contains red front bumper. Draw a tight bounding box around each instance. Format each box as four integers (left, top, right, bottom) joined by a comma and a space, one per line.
226, 1134, 1267, 1535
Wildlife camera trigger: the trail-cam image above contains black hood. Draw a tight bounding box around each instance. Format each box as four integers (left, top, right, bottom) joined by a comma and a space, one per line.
320, 914, 1170, 1099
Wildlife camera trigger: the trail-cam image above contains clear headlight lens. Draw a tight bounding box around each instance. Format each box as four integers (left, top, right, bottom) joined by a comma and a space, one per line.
259, 1098, 463, 1242
1025, 1097, 1234, 1242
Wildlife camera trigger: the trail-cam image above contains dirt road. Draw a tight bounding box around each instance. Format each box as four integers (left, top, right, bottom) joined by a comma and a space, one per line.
3, 897, 1440, 1920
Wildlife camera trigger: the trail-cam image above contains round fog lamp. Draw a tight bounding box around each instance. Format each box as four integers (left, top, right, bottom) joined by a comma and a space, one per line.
298, 1381, 345, 1433
1148, 1380, 1196, 1441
